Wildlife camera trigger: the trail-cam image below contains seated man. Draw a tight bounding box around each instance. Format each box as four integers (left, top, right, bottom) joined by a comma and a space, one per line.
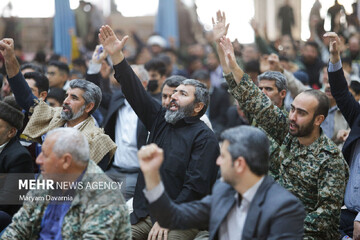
138, 126, 306, 240
214, 11, 348, 239
99, 25, 219, 240
0, 96, 33, 231
1, 128, 131, 239
0, 38, 116, 169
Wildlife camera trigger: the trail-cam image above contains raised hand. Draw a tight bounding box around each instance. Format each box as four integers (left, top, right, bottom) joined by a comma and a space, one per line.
98, 25, 129, 65
212, 10, 230, 42
268, 53, 283, 72
219, 36, 237, 71
323, 32, 340, 64
91, 45, 108, 64
0, 38, 15, 60
0, 38, 20, 78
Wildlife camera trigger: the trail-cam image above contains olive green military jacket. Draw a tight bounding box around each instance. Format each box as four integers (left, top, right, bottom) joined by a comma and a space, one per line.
225, 72, 349, 240
1, 160, 131, 239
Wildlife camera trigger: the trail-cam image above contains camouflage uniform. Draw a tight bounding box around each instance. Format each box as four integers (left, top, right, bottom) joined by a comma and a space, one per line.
249, 108, 288, 180
225, 72, 349, 240
1, 160, 131, 240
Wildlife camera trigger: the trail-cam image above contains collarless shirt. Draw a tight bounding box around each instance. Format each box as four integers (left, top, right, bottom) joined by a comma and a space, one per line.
219, 177, 264, 240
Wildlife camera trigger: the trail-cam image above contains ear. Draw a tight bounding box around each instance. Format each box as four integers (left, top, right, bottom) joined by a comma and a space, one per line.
193, 102, 205, 114
233, 156, 246, 174
84, 102, 95, 114
314, 114, 325, 126
62, 153, 73, 170
39, 91, 48, 101
7, 127, 17, 139
279, 89, 287, 100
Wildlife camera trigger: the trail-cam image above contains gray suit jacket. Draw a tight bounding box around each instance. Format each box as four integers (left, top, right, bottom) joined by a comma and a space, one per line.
149, 176, 305, 240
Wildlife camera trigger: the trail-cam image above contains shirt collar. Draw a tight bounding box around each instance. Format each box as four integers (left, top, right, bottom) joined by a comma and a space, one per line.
64, 119, 86, 129
236, 176, 265, 207
0, 141, 10, 154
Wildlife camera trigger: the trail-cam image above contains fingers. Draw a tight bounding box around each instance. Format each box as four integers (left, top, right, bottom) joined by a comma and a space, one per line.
163, 229, 168, 240
138, 143, 160, 160
323, 32, 338, 38
225, 23, 230, 35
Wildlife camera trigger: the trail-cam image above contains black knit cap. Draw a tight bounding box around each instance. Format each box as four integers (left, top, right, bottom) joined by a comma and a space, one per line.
0, 96, 24, 130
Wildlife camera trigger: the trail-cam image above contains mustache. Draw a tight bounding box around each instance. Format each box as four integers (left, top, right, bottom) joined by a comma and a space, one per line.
168, 99, 180, 109
62, 104, 72, 111
290, 120, 299, 128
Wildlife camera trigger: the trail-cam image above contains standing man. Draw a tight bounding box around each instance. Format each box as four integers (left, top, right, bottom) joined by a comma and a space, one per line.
138, 126, 305, 240
99, 25, 219, 240
214, 12, 348, 239
325, 32, 360, 240
0, 38, 116, 169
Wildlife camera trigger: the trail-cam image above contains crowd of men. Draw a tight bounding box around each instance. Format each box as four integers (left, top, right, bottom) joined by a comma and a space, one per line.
0, 2, 359, 239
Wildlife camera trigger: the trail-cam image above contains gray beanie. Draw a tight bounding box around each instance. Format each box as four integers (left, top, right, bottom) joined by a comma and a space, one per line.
0, 96, 24, 130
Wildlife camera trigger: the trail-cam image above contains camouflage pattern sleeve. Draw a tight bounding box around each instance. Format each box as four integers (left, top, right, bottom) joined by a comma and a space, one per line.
303, 153, 349, 239
224, 72, 289, 145
1, 190, 44, 239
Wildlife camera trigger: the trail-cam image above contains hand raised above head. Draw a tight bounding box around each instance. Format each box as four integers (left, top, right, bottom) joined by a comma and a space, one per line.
219, 36, 237, 71
0, 38, 15, 59
91, 45, 108, 64
98, 25, 129, 65
323, 32, 341, 63
212, 10, 230, 42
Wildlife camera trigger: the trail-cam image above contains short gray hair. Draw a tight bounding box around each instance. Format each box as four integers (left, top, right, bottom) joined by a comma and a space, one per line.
181, 79, 209, 117
220, 125, 269, 176
258, 71, 287, 92
69, 79, 102, 115
47, 128, 89, 165
131, 65, 149, 83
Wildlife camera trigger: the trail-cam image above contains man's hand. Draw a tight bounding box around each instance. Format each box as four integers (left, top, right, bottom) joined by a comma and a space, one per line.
91, 45, 108, 65
98, 25, 129, 65
219, 37, 237, 71
268, 53, 284, 73
336, 129, 350, 143
148, 222, 169, 240
250, 18, 260, 36
323, 32, 341, 64
0, 38, 20, 78
354, 221, 360, 240
212, 10, 229, 43
138, 144, 164, 190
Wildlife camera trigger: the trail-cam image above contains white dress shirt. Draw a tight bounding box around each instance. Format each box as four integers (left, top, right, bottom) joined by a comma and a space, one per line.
114, 99, 139, 169
219, 177, 264, 240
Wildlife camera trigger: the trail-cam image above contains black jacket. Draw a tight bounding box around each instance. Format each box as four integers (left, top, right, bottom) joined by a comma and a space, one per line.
113, 60, 220, 224
0, 137, 34, 215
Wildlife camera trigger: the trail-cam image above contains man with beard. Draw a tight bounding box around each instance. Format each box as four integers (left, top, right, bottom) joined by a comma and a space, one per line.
0, 38, 116, 169
299, 41, 324, 89
99, 25, 219, 240
214, 12, 348, 239
139, 126, 306, 240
